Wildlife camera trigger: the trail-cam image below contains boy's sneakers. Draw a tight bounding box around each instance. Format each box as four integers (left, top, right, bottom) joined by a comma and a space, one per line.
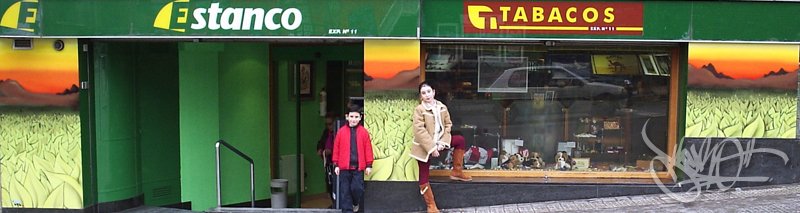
353, 204, 359, 212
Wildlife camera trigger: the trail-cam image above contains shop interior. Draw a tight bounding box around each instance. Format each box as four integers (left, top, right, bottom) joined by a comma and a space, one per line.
423, 43, 672, 173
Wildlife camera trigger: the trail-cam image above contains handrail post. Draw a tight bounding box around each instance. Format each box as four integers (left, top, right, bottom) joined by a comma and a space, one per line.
250, 162, 255, 207
215, 142, 222, 208
215, 140, 256, 209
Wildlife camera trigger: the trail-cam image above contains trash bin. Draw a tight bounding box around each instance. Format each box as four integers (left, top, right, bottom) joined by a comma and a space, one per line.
271, 179, 289, 208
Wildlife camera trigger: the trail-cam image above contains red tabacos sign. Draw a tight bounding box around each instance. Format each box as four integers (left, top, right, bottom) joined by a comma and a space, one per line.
464, 1, 643, 35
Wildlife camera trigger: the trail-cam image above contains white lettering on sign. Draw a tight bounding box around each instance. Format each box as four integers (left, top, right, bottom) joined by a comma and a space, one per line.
190, 3, 302, 31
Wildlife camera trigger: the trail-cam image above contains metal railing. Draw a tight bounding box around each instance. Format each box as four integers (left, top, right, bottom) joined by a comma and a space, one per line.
215, 140, 255, 208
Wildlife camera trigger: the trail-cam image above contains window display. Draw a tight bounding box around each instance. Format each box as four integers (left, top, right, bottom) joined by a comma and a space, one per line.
425, 44, 672, 173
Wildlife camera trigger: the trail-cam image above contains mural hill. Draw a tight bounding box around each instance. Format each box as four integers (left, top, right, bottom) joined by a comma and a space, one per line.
688, 64, 797, 90
700, 63, 733, 79
0, 79, 78, 108
364, 67, 420, 90
763, 68, 790, 78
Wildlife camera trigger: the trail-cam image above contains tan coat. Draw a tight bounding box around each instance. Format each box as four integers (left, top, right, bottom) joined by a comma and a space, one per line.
409, 101, 452, 162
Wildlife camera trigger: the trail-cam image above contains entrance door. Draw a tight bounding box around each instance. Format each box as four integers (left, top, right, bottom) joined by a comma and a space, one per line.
325, 61, 345, 116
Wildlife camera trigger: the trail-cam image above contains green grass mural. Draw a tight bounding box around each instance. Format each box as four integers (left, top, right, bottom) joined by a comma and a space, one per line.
685, 89, 796, 138
364, 90, 419, 181
0, 107, 82, 208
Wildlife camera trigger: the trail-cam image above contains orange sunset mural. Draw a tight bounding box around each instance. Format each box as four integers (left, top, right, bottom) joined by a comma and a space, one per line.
685, 43, 798, 138
688, 43, 798, 90
364, 40, 420, 90
0, 38, 79, 108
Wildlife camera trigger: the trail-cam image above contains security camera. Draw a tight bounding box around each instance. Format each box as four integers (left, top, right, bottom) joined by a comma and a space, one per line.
54, 40, 65, 51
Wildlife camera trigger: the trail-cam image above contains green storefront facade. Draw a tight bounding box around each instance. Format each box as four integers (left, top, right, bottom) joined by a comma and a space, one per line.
1, 0, 799, 212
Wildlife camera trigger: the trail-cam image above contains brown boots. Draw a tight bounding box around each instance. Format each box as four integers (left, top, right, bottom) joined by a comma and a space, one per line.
418, 149, 470, 213
419, 183, 439, 213
450, 149, 473, 181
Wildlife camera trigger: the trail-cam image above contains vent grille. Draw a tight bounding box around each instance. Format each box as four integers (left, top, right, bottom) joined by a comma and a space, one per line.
152, 186, 172, 198
13, 39, 32, 50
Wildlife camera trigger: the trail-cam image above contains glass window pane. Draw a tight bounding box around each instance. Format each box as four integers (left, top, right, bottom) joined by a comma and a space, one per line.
424, 44, 672, 173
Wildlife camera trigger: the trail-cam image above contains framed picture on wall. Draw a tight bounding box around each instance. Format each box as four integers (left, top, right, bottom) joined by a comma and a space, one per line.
639, 55, 659, 76
295, 61, 314, 100
425, 54, 455, 72
653, 54, 671, 76
591, 54, 641, 75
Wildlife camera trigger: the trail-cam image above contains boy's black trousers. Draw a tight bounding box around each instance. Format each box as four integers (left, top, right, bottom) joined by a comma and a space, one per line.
337, 170, 364, 213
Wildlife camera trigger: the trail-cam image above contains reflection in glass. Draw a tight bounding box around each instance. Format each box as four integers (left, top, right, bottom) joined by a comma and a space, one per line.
426, 44, 672, 173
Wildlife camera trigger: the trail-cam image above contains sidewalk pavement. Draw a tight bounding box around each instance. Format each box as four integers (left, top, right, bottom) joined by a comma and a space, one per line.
443, 183, 800, 213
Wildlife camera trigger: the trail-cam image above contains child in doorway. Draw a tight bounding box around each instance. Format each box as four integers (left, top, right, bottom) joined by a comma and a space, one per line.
332, 106, 374, 213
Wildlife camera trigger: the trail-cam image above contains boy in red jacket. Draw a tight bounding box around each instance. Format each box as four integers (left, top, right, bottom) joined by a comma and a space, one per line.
332, 107, 374, 213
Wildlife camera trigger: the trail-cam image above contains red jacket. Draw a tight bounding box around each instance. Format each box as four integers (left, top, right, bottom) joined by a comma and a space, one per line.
332, 125, 374, 171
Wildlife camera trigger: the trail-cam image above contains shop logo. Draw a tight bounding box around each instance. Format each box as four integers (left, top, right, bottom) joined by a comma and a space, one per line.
154, 0, 302, 32
0, 0, 38, 32
464, 1, 643, 35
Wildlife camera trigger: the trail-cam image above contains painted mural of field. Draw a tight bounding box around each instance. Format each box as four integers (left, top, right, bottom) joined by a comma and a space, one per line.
363, 90, 418, 181
0, 107, 82, 208
686, 43, 799, 139
363, 40, 421, 181
1, 38, 83, 208
685, 89, 796, 138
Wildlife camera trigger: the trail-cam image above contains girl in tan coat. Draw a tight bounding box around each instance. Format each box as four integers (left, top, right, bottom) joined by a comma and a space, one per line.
410, 82, 472, 213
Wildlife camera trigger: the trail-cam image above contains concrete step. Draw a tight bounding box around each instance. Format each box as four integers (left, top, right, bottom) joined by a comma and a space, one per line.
117, 206, 196, 213
206, 207, 339, 213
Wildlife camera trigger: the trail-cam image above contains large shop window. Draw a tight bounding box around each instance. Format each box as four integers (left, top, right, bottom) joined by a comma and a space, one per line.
424, 44, 672, 174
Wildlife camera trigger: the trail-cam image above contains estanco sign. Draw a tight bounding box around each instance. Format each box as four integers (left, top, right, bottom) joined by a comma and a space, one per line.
153, 0, 301, 33
0, 0, 38, 33
464, 1, 643, 35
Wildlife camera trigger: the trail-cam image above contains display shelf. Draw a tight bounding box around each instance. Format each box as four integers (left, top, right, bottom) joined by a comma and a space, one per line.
430, 169, 671, 179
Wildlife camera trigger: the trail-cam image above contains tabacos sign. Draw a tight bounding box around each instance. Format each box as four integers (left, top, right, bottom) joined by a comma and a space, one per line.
154, 0, 302, 33
0, 0, 38, 32
464, 1, 643, 35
